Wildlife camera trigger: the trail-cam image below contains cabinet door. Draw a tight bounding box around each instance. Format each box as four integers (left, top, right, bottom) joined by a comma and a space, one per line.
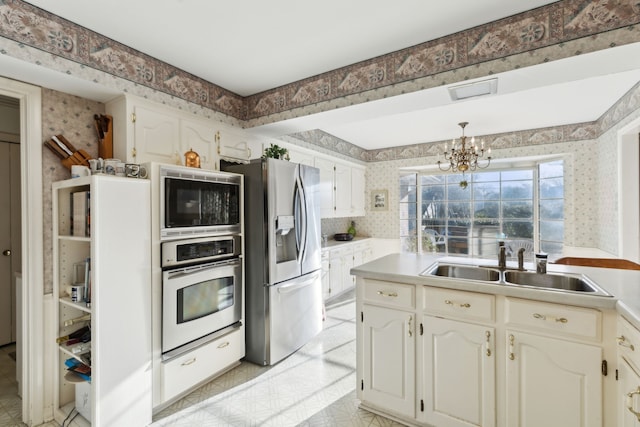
321, 252, 331, 301
506, 330, 602, 427
619, 357, 640, 427
133, 105, 181, 164
341, 250, 355, 293
334, 162, 352, 217
328, 251, 343, 297
288, 147, 315, 166
181, 119, 218, 170
422, 316, 495, 427
351, 167, 366, 216
362, 304, 415, 418
315, 157, 335, 218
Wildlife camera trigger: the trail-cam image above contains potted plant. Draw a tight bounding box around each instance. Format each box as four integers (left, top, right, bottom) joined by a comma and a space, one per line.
262, 144, 290, 160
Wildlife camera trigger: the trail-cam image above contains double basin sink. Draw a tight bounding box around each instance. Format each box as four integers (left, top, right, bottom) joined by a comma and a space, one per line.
422, 263, 611, 297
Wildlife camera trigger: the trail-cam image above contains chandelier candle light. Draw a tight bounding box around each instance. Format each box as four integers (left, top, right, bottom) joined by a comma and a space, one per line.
438, 121, 491, 173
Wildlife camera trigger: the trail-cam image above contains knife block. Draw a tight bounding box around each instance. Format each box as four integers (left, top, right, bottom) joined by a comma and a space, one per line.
44, 134, 91, 170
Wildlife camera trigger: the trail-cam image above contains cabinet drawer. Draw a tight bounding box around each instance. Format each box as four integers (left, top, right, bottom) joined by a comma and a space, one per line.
363, 279, 414, 309
618, 317, 640, 373
423, 286, 495, 322
162, 327, 244, 403
505, 298, 601, 341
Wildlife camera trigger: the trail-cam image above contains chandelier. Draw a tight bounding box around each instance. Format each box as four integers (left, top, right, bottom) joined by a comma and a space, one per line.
437, 122, 491, 173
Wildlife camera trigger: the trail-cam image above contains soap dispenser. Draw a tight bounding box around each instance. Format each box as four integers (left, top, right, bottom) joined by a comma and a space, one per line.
347, 221, 356, 238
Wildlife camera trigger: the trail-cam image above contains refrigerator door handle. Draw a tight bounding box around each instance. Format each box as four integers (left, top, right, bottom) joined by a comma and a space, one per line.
294, 175, 308, 265
276, 272, 320, 294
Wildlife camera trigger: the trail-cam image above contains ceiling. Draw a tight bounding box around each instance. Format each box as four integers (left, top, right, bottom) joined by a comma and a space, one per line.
14, 0, 640, 150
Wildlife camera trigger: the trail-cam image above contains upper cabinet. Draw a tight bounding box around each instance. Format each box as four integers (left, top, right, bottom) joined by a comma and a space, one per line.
315, 156, 365, 218
106, 95, 254, 169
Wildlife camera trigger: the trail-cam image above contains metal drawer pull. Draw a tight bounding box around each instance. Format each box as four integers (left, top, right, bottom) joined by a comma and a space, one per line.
181, 358, 197, 366
218, 341, 230, 349
618, 335, 635, 351
408, 315, 413, 337
444, 299, 471, 308
533, 313, 568, 323
377, 290, 398, 298
485, 331, 492, 357
509, 334, 515, 360
627, 387, 640, 421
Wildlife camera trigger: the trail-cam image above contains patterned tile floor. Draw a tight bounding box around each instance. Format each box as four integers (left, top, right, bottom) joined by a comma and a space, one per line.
152, 291, 404, 427
0, 290, 403, 427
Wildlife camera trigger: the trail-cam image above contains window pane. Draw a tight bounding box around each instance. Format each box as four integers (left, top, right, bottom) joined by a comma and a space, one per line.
400, 185, 416, 203
474, 182, 500, 200
399, 219, 417, 236
502, 181, 533, 199
399, 202, 416, 220
421, 175, 445, 185
422, 185, 445, 202
502, 170, 533, 181
540, 199, 564, 220
503, 221, 533, 239
448, 202, 470, 218
540, 177, 563, 199
540, 241, 563, 255
448, 237, 469, 255
446, 174, 466, 184
472, 171, 500, 182
540, 220, 564, 242
400, 174, 417, 186
401, 236, 418, 252
540, 161, 563, 179
502, 201, 533, 219
474, 201, 499, 219
448, 184, 471, 201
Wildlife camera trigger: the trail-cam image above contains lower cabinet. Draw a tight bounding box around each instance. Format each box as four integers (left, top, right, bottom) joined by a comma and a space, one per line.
361, 304, 415, 418
161, 326, 244, 403
618, 317, 640, 426
505, 330, 602, 427
422, 316, 495, 427
357, 278, 612, 427
322, 240, 372, 301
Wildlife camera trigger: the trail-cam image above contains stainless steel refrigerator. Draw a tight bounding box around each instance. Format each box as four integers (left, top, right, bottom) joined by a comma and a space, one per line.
224, 158, 323, 365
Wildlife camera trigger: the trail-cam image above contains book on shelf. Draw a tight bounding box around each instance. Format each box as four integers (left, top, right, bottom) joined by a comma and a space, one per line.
65, 358, 91, 381
71, 190, 90, 237
84, 257, 91, 306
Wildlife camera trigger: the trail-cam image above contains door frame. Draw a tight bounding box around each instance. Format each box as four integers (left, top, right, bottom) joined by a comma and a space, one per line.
0, 76, 44, 426
618, 116, 640, 262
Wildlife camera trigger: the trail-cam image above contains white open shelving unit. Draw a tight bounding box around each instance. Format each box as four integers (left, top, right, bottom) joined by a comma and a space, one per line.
52, 175, 152, 426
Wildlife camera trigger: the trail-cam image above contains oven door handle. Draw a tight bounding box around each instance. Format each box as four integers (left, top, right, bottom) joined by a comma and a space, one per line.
165, 258, 240, 279
276, 273, 319, 294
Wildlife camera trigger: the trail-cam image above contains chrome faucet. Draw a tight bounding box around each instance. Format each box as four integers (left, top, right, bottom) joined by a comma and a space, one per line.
498, 241, 507, 270
517, 247, 526, 271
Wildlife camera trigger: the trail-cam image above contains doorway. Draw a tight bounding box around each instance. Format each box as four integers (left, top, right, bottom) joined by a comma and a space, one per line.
0, 77, 44, 427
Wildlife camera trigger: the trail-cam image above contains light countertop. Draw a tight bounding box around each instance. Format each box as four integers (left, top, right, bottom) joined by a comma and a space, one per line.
321, 236, 371, 250
351, 253, 640, 329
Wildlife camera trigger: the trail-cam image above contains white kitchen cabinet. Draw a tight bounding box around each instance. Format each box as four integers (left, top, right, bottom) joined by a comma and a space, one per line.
360, 282, 416, 419
505, 330, 602, 427
52, 175, 152, 426
106, 96, 181, 164
287, 146, 315, 166
322, 240, 372, 301
618, 317, 640, 426
423, 316, 496, 427
356, 276, 612, 427
421, 286, 496, 427
314, 156, 365, 218
161, 326, 244, 403
107, 95, 248, 169
180, 119, 218, 170
351, 166, 366, 217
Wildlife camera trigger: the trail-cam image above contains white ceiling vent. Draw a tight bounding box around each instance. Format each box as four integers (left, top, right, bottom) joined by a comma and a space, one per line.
448, 78, 498, 101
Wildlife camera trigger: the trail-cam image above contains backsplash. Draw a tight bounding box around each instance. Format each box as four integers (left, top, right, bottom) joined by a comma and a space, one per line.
321, 218, 363, 240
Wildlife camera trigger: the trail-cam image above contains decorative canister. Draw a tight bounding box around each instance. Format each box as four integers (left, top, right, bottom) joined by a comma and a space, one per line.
184, 148, 201, 168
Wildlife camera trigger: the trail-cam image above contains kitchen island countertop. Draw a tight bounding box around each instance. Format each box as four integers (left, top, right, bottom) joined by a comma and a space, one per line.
351, 252, 640, 329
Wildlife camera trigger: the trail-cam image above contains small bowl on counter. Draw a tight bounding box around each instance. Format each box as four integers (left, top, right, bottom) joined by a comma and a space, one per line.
334, 233, 354, 241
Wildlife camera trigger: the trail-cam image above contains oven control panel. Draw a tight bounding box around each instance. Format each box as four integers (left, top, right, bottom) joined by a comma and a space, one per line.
162, 235, 241, 268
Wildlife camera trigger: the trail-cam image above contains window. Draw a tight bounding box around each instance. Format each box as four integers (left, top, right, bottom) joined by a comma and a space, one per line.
400, 160, 564, 261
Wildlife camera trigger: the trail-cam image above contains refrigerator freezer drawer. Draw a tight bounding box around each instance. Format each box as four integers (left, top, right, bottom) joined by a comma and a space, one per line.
268, 271, 323, 365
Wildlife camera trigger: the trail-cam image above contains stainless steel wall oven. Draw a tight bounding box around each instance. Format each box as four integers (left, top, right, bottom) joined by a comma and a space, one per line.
161, 235, 242, 359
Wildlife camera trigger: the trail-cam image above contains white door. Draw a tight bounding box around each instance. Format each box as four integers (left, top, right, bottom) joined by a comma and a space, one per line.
133, 104, 181, 164
0, 140, 20, 346
506, 330, 602, 427
333, 163, 351, 217
362, 304, 415, 418
422, 316, 495, 427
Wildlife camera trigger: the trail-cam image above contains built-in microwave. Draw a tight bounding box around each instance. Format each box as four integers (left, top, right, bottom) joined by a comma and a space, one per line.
159, 165, 242, 239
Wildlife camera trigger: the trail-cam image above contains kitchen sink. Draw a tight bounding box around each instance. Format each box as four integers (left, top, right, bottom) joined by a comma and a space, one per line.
424, 264, 500, 282
421, 262, 611, 297
503, 271, 610, 295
